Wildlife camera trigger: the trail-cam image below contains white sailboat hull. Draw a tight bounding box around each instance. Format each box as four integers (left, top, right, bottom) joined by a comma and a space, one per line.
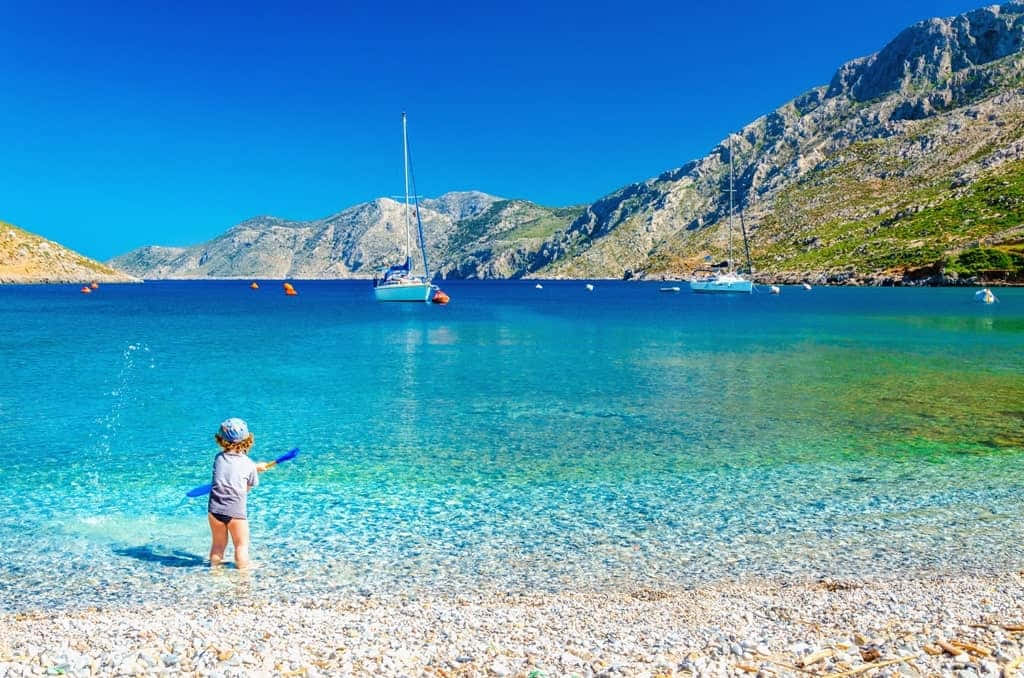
373, 280, 433, 302
689, 276, 753, 294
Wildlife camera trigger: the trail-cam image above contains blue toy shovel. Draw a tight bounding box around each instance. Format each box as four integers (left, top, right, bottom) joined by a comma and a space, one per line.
185, 447, 299, 498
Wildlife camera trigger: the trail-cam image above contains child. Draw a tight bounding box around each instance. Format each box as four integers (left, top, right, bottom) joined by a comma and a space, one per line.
207, 418, 268, 569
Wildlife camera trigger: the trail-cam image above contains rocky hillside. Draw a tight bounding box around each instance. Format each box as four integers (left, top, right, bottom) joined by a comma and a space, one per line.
0, 221, 139, 284
530, 2, 1024, 284
110, 192, 582, 280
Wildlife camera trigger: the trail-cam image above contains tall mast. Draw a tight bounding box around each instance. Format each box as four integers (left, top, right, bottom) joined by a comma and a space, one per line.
405, 116, 431, 280
402, 112, 411, 263
728, 134, 734, 272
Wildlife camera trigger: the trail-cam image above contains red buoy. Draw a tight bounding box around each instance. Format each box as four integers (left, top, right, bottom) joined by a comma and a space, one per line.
432, 289, 449, 305
80, 286, 92, 294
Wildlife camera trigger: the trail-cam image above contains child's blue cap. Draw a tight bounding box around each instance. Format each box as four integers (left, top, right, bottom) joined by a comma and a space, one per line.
217, 418, 250, 442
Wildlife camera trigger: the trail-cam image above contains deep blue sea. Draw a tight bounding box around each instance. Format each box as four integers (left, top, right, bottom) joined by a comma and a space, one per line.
1, 280, 1021, 610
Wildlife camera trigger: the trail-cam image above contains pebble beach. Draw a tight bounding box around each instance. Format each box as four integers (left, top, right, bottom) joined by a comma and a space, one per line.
3, 573, 1024, 677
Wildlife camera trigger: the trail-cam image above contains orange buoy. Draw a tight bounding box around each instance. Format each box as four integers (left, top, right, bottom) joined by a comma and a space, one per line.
283, 282, 297, 296
80, 286, 92, 294
432, 288, 450, 305
250, 281, 259, 290
90, 281, 99, 289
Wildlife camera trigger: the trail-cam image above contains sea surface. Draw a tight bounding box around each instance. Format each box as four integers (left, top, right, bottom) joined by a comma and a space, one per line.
0, 280, 1021, 611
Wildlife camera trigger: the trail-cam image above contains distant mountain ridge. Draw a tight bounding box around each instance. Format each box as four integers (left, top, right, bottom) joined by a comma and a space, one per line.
114, 3, 1024, 284
0, 221, 138, 284
110, 191, 583, 280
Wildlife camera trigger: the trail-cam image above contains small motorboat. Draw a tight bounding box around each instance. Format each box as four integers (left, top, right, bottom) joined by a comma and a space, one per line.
660, 286, 680, 293
802, 282, 812, 290
769, 285, 780, 295
975, 288, 997, 304
535, 283, 543, 289
585, 283, 594, 291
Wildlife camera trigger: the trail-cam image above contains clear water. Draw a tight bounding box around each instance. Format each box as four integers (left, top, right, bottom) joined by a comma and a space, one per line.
0, 281, 1021, 611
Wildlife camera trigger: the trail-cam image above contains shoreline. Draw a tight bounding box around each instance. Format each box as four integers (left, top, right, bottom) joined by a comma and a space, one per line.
0, 277, 142, 285
3, 573, 1023, 676
1, 276, 1020, 287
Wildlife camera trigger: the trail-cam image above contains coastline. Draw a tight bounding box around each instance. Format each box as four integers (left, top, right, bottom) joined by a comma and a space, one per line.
638, 272, 1021, 288
3, 573, 1023, 677
1, 275, 1018, 287
0, 276, 142, 285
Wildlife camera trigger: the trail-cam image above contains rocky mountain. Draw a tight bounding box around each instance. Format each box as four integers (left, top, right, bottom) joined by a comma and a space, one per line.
114, 4, 1024, 284
0, 221, 139, 284
110, 191, 582, 280
528, 2, 1024, 284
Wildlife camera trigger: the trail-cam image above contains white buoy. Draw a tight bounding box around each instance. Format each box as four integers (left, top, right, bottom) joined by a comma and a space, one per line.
769, 285, 780, 295
975, 287, 997, 304
802, 282, 812, 290
585, 283, 594, 291
535, 283, 543, 289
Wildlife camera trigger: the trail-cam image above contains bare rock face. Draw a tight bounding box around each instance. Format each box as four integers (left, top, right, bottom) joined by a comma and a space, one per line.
827, 5, 1024, 101
0, 221, 139, 284
420, 191, 501, 221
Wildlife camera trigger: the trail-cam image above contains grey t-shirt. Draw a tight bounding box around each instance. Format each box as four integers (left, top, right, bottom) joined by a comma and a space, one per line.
207, 452, 258, 519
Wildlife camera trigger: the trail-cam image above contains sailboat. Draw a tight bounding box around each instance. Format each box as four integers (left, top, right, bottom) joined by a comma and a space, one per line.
690, 134, 753, 294
373, 113, 436, 302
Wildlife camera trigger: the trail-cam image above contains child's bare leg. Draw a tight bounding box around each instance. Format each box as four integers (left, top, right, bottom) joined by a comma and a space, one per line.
208, 514, 228, 566
227, 518, 251, 569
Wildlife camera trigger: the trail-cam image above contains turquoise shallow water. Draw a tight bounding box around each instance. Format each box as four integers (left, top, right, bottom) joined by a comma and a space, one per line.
0, 281, 1022, 610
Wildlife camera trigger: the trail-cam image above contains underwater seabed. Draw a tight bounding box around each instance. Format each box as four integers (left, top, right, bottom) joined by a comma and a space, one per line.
0, 281, 1021, 610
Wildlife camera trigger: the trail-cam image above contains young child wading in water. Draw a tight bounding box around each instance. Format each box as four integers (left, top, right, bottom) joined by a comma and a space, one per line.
208, 418, 268, 569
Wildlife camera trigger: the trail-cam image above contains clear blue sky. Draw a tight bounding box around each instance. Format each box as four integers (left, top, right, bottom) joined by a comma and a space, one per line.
0, 0, 985, 259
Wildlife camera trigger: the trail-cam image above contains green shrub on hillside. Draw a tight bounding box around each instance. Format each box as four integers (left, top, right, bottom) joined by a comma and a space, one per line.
748, 158, 1024, 274
946, 247, 1024, 274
